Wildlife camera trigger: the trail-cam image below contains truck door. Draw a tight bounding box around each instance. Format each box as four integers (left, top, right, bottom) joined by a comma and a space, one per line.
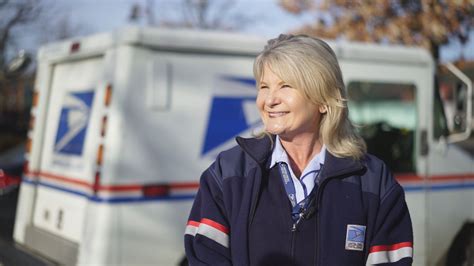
340, 59, 430, 266
425, 64, 474, 265
26, 57, 105, 264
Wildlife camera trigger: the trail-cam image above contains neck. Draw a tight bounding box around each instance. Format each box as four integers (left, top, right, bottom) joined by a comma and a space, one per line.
279, 133, 323, 178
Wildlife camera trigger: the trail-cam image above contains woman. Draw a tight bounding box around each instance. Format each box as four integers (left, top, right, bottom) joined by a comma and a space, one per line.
185, 34, 413, 265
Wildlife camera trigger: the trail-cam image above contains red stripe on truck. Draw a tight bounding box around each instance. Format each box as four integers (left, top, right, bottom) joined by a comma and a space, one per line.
24, 170, 199, 192
395, 173, 474, 183
24, 171, 473, 193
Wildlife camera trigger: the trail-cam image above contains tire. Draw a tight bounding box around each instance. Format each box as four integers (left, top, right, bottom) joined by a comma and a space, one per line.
446, 223, 474, 266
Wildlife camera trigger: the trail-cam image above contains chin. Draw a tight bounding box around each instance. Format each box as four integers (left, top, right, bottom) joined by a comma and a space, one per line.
264, 124, 287, 136
266, 129, 284, 136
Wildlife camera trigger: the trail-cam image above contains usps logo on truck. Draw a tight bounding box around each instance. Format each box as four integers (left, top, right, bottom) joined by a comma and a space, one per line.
201, 76, 262, 157
54, 91, 95, 155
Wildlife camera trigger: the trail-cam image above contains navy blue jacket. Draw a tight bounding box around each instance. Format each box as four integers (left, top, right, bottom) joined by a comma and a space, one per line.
185, 136, 413, 265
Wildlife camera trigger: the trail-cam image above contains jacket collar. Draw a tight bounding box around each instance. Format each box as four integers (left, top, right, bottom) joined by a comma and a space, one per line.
236, 135, 365, 179
236, 135, 273, 166
319, 151, 365, 181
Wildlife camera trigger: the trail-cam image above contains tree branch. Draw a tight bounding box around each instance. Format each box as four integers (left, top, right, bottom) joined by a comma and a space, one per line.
0, 0, 41, 67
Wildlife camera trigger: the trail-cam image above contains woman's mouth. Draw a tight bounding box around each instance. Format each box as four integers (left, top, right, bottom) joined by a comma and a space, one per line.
268, 111, 289, 118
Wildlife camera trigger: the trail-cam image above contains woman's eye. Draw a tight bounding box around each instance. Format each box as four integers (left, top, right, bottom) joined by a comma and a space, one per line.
259, 86, 269, 90
281, 84, 292, 89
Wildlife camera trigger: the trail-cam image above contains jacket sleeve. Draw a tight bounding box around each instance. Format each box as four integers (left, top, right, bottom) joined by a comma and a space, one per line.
366, 182, 414, 265
184, 164, 232, 266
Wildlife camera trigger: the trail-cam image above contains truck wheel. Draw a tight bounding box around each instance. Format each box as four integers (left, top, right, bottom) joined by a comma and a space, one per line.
446, 223, 474, 266
178, 256, 188, 266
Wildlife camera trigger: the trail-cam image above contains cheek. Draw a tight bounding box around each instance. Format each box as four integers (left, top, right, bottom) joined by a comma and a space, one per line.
256, 93, 265, 111
284, 92, 300, 106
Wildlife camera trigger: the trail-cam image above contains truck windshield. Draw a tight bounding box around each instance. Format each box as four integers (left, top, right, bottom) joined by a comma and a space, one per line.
347, 81, 416, 173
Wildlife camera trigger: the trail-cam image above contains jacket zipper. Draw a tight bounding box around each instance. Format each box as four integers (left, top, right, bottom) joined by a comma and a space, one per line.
290, 211, 305, 261
290, 228, 296, 261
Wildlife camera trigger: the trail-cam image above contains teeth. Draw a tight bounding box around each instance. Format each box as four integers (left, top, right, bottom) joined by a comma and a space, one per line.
268, 112, 288, 117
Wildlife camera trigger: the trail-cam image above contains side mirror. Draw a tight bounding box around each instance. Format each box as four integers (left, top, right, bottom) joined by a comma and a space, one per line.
453, 82, 467, 132
444, 63, 472, 143
5, 50, 32, 77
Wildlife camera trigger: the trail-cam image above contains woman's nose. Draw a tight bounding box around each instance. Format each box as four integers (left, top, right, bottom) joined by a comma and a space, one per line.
265, 90, 280, 107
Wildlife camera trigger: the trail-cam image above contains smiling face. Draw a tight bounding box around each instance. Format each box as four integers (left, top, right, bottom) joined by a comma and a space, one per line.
256, 66, 325, 139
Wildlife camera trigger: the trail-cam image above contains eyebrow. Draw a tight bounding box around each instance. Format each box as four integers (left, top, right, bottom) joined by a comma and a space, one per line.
259, 80, 286, 86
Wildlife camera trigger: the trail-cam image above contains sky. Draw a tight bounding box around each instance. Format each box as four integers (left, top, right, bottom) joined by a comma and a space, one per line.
12, 0, 474, 63
52, 0, 310, 37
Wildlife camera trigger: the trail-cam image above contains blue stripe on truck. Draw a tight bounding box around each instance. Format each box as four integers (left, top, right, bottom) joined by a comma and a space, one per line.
22, 178, 195, 203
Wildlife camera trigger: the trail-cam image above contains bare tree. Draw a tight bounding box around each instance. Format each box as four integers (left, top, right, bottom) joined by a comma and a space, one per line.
0, 0, 42, 144
181, 0, 237, 29
0, 0, 87, 135
36, 12, 89, 45
279, 0, 473, 61
0, 0, 41, 71
128, 0, 252, 31
0, 0, 88, 78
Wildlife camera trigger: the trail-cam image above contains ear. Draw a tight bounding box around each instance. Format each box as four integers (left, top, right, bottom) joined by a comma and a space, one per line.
319, 105, 328, 114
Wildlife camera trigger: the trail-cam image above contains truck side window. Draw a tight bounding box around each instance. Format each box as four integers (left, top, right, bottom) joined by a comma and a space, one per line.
347, 81, 416, 173
434, 73, 454, 139
433, 83, 450, 139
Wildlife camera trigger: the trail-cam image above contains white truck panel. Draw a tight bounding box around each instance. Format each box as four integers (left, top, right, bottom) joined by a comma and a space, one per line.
32, 57, 105, 243
33, 187, 87, 242
39, 57, 104, 181
405, 194, 427, 266
427, 190, 474, 264
12, 183, 36, 244
108, 47, 258, 186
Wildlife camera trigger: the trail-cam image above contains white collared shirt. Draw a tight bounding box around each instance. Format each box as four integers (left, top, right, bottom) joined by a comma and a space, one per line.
270, 136, 326, 204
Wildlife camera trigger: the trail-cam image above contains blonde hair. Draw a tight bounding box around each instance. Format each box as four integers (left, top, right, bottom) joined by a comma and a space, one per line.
253, 34, 366, 159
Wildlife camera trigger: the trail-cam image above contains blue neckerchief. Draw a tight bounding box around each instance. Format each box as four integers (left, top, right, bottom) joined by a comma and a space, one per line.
270, 137, 326, 204
278, 162, 322, 222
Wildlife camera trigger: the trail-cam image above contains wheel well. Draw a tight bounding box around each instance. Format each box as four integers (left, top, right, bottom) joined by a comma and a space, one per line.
178, 255, 188, 266
446, 222, 474, 266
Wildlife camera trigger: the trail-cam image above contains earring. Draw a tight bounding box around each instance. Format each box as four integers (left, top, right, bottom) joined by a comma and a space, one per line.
320, 105, 328, 114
